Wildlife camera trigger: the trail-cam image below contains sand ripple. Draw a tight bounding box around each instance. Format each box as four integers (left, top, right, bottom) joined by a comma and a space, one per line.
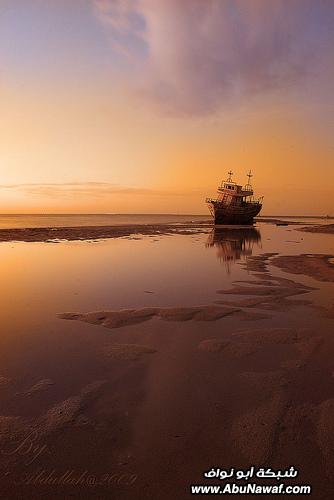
38, 380, 106, 434
231, 392, 287, 463
17, 378, 55, 396
198, 339, 229, 353
102, 343, 157, 360
58, 305, 240, 329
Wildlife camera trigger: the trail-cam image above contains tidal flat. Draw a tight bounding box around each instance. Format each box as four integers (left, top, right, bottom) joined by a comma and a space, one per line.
0, 220, 334, 499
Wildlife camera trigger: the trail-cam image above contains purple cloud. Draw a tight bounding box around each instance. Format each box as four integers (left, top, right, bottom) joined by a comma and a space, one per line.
94, 0, 334, 115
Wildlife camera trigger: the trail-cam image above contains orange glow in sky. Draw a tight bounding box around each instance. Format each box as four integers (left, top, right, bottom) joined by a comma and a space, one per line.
0, 1, 333, 215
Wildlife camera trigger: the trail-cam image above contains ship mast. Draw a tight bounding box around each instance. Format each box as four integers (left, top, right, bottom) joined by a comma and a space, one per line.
245, 170, 253, 191
227, 170, 233, 182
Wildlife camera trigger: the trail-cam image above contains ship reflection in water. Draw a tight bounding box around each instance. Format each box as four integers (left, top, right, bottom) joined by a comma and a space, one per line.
206, 226, 261, 272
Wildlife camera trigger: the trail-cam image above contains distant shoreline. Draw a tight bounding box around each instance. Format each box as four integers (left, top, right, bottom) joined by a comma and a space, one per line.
0, 213, 332, 218
0, 220, 332, 242
0, 224, 211, 242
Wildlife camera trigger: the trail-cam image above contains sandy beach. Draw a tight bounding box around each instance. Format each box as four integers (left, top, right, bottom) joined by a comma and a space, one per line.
0, 219, 333, 499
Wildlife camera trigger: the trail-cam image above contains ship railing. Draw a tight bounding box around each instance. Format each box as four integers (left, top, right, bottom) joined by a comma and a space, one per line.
251, 196, 263, 204
207, 195, 262, 204
243, 196, 263, 204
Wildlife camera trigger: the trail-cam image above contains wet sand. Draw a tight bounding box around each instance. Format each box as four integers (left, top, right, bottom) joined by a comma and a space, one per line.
0, 224, 210, 242
0, 219, 304, 243
58, 305, 240, 329
298, 223, 334, 234
52, 251, 334, 499
271, 254, 334, 282
1, 225, 334, 499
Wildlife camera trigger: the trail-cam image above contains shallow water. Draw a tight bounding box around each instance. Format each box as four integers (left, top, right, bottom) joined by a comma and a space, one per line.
0, 213, 210, 229
0, 222, 333, 382
0, 223, 332, 325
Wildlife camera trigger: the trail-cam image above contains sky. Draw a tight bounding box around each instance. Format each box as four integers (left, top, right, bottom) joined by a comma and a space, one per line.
0, 0, 333, 215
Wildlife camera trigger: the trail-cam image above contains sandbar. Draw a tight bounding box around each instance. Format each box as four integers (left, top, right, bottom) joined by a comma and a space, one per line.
298, 223, 334, 234
0, 224, 211, 243
271, 254, 334, 282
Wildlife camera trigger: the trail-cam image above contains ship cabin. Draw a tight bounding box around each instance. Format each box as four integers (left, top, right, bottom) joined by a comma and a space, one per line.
217, 174, 254, 206
206, 170, 263, 223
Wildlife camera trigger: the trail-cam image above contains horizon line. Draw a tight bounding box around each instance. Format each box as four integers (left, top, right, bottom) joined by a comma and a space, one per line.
0, 213, 332, 218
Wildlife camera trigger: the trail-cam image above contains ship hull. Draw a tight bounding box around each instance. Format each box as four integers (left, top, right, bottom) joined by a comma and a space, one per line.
208, 202, 262, 225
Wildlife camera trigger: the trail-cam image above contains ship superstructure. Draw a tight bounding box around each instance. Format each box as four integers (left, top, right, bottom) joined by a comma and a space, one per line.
206, 171, 263, 225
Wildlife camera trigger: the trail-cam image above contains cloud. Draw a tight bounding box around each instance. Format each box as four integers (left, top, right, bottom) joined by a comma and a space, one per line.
93, 0, 334, 116
94, 0, 147, 61
0, 182, 199, 198
0, 182, 159, 198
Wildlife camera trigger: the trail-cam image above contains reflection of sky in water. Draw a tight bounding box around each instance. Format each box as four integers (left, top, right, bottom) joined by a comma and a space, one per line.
206, 227, 262, 273
0, 223, 333, 342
